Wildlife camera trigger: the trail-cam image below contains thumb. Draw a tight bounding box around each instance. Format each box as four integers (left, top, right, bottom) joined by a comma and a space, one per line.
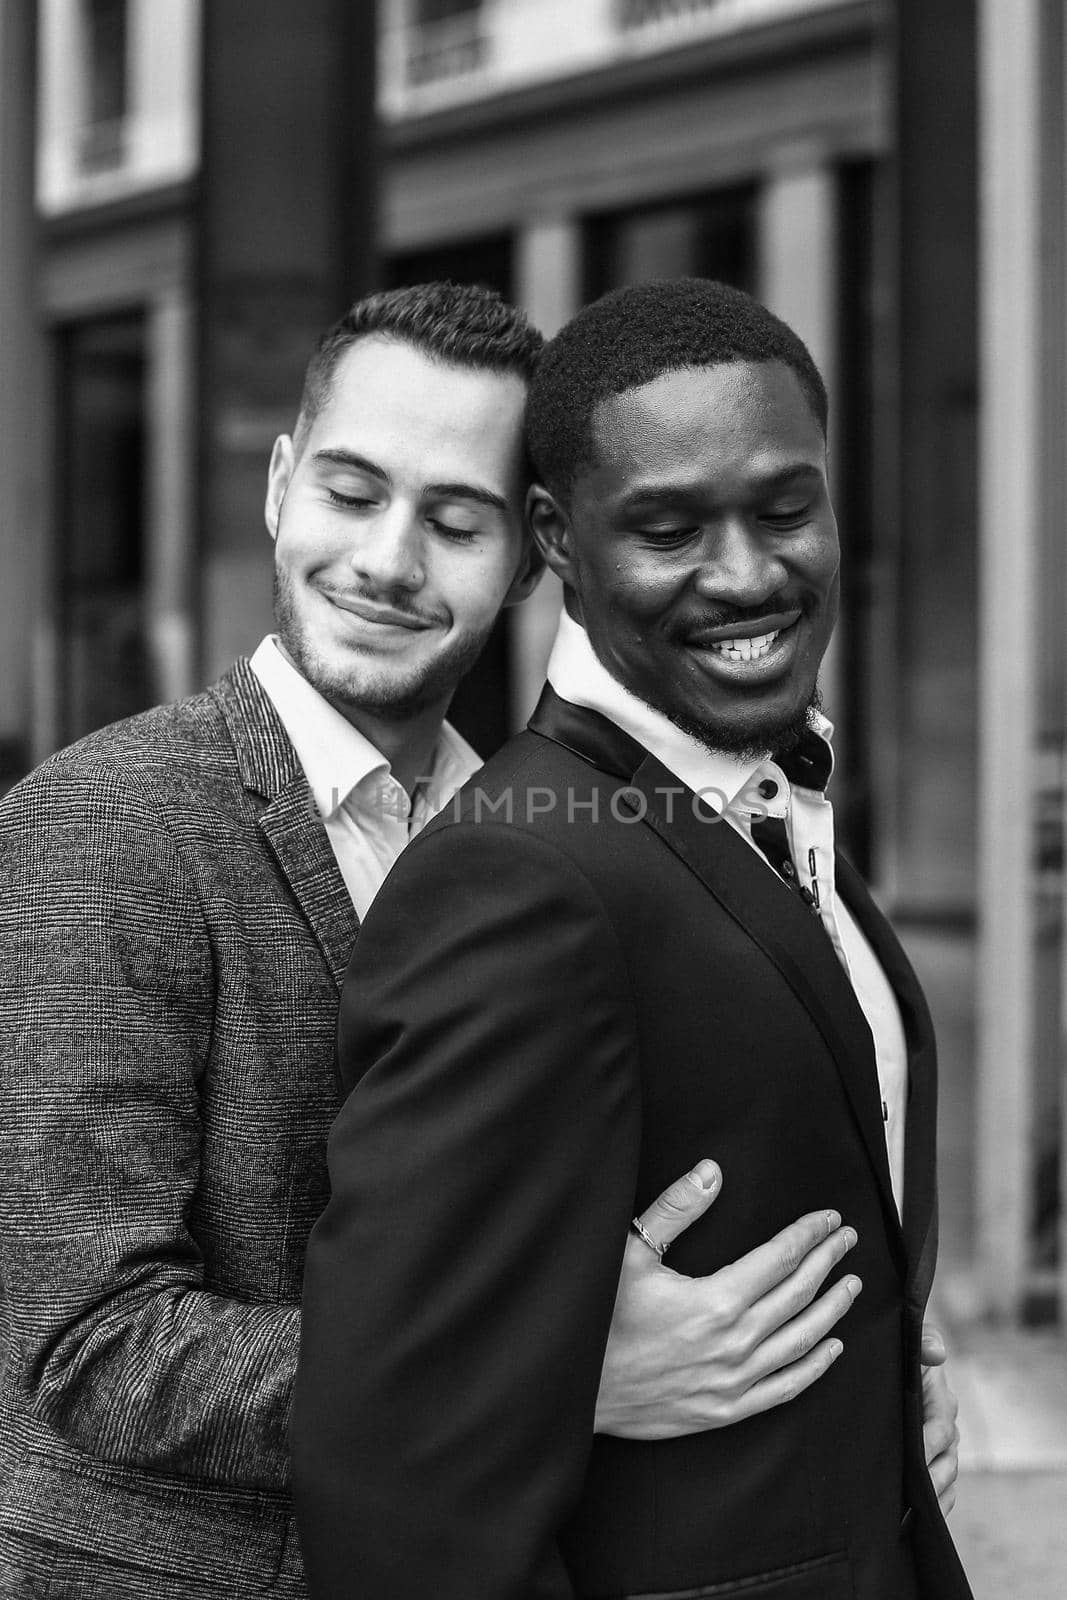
921, 1322, 947, 1367
635, 1159, 722, 1253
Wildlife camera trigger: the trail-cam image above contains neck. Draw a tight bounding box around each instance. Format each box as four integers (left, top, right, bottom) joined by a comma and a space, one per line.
272, 635, 450, 795
332, 697, 449, 797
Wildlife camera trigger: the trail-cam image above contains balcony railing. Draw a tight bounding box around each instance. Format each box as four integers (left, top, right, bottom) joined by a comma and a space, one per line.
615, 0, 837, 35
617, 0, 728, 27
379, 0, 849, 119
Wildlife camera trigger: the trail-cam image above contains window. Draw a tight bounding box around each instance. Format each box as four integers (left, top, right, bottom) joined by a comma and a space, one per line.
406, 0, 486, 86
413, 0, 482, 19
56, 314, 150, 742
584, 186, 757, 301
80, 0, 128, 172
385, 233, 512, 300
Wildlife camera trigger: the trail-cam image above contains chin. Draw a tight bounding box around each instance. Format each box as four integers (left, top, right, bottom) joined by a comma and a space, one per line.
671, 689, 822, 761
305, 656, 445, 720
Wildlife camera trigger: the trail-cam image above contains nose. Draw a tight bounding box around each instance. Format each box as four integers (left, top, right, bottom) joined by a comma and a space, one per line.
693, 516, 787, 608
347, 502, 426, 594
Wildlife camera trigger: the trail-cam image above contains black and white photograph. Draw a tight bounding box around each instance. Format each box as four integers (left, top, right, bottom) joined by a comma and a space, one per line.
0, 2, 1064, 1596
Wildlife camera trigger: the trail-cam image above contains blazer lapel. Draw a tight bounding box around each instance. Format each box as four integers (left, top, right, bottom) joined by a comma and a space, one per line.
257, 779, 360, 990
213, 660, 359, 990
529, 688, 906, 1266
528, 685, 648, 779
835, 854, 939, 1294
632, 755, 904, 1263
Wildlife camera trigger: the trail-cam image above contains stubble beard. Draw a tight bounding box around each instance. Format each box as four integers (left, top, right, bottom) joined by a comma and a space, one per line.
272, 567, 491, 723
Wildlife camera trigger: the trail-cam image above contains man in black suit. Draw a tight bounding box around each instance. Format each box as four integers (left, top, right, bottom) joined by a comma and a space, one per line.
291, 278, 972, 1599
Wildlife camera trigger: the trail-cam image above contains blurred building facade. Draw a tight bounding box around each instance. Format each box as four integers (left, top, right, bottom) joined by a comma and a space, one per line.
0, 0, 1064, 1329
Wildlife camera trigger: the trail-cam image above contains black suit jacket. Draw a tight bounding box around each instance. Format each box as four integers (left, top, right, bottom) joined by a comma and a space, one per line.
292, 689, 973, 1600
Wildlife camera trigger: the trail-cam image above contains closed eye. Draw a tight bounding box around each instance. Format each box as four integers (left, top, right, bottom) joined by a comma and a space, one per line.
326, 488, 378, 509
637, 525, 700, 546
428, 518, 479, 545
761, 507, 811, 530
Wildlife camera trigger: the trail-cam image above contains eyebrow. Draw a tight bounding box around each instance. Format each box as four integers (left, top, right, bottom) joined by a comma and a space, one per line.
311, 450, 509, 513
753, 464, 824, 492
312, 449, 389, 481
422, 481, 510, 513
616, 462, 823, 512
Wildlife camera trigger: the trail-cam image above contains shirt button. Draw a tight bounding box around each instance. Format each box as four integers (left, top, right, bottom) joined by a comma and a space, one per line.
758, 778, 778, 799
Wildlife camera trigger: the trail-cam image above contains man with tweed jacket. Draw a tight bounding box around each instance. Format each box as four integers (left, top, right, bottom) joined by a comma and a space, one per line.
0, 283, 953, 1598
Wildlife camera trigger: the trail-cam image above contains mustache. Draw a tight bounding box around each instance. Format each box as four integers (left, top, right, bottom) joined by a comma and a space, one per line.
318, 584, 446, 627
680, 596, 810, 632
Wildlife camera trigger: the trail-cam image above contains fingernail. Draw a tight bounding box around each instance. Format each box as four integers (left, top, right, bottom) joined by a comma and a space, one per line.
846, 1276, 863, 1298
829, 1339, 843, 1359
688, 1160, 719, 1191
826, 1210, 842, 1232
842, 1227, 858, 1249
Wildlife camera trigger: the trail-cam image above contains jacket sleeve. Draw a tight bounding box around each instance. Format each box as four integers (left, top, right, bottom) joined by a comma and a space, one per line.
291, 819, 642, 1600
0, 759, 299, 1491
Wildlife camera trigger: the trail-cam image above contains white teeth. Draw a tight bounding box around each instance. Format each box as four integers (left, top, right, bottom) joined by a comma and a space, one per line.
710, 629, 779, 662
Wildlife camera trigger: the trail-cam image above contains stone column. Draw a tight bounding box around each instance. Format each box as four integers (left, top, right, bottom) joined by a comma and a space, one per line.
757, 157, 842, 762
197, 0, 378, 681
509, 216, 580, 729
976, 0, 1043, 1318
146, 289, 196, 704
0, 1, 46, 783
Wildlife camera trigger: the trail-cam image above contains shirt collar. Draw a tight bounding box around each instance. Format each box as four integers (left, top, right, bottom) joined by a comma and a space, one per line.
249, 636, 479, 819
415, 718, 482, 820
545, 609, 834, 811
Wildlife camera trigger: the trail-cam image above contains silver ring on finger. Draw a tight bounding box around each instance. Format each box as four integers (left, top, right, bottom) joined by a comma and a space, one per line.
630, 1217, 669, 1261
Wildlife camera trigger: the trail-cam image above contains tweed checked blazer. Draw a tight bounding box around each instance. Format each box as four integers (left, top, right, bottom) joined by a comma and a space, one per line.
0, 660, 354, 1599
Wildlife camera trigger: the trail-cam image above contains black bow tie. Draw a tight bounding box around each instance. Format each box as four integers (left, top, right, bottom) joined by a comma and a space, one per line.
748, 727, 830, 914
772, 727, 832, 794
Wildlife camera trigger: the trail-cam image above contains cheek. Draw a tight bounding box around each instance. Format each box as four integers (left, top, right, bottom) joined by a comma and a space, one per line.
275, 504, 348, 570
272, 534, 307, 587
803, 526, 840, 588
604, 556, 684, 622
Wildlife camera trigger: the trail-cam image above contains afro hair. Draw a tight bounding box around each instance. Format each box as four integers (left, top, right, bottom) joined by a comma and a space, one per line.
526, 277, 827, 501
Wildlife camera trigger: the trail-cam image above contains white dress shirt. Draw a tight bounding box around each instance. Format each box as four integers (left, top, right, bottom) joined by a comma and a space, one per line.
547, 610, 908, 1212
250, 636, 480, 920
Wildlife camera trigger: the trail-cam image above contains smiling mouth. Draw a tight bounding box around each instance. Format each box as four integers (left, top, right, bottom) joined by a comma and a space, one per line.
709, 629, 780, 663
686, 608, 802, 655
321, 590, 436, 631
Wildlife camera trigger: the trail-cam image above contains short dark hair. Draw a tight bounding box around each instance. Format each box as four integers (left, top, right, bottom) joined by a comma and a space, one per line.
294, 280, 544, 447
526, 277, 828, 500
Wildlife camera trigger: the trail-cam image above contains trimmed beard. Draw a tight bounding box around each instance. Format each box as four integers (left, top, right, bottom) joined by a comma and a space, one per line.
660, 686, 824, 764
272, 567, 492, 723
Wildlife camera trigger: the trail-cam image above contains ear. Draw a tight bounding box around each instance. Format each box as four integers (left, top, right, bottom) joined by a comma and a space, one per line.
526, 484, 579, 590
502, 533, 546, 608
264, 435, 295, 541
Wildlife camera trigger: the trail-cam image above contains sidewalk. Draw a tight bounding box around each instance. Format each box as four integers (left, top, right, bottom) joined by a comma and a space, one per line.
901, 928, 1067, 1594
939, 1316, 1067, 1598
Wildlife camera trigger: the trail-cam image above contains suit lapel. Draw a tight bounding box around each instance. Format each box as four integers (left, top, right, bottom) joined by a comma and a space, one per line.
213, 660, 359, 990
528, 685, 648, 779
630, 755, 905, 1266
835, 854, 939, 1294
529, 688, 906, 1270
257, 779, 360, 990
